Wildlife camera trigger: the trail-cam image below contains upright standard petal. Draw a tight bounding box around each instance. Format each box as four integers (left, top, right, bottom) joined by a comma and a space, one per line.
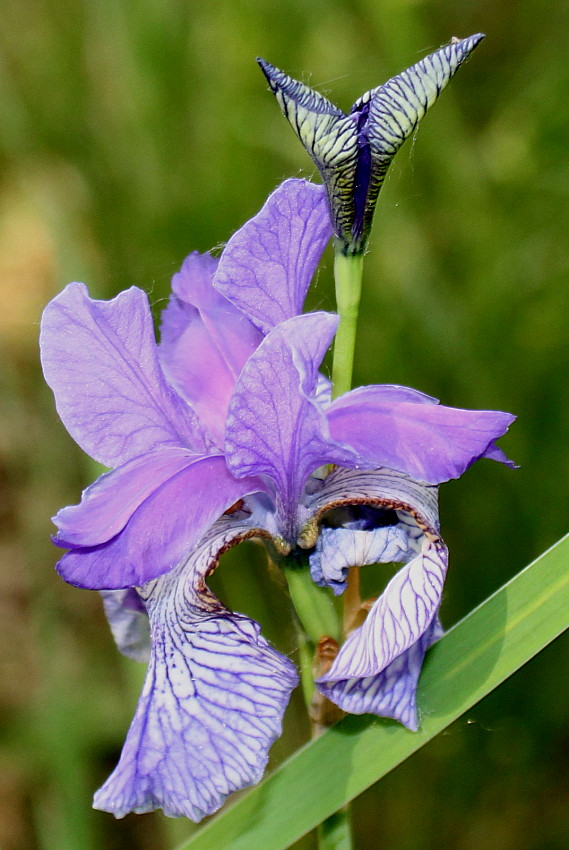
56, 454, 265, 589
160, 252, 262, 444
94, 514, 298, 821
214, 179, 332, 334
40, 283, 206, 467
327, 384, 516, 484
259, 35, 484, 253
224, 312, 353, 539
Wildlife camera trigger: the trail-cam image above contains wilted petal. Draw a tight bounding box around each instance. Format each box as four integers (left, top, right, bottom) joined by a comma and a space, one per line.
101, 589, 151, 663
160, 253, 262, 443
40, 283, 206, 467
56, 455, 265, 589
214, 179, 332, 334
318, 538, 448, 681
318, 617, 443, 730
327, 384, 516, 484
225, 313, 353, 539
94, 516, 298, 821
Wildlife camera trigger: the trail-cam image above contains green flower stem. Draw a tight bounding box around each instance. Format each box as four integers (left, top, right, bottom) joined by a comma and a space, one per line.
295, 624, 316, 709
283, 561, 341, 645
319, 244, 365, 850
279, 246, 365, 850
283, 563, 349, 850
331, 248, 364, 400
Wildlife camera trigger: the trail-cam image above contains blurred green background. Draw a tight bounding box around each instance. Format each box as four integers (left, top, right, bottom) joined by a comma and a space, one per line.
1, 1, 568, 848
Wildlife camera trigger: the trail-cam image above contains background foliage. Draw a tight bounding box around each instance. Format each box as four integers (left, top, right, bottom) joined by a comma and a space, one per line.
0, 1, 568, 848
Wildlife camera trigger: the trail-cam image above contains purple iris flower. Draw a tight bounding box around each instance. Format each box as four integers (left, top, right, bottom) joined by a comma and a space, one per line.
40, 179, 514, 821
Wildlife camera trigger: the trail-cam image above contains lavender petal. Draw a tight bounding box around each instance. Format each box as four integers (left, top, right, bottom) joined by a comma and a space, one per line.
318, 617, 443, 730
327, 384, 516, 484
56, 455, 265, 589
53, 446, 202, 548
40, 283, 206, 467
309, 523, 410, 595
159, 253, 262, 444
101, 589, 151, 663
305, 466, 440, 541
318, 538, 448, 682
214, 179, 332, 334
225, 313, 353, 539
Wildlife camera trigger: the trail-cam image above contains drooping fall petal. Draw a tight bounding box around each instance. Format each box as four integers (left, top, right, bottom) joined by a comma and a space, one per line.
94, 516, 298, 821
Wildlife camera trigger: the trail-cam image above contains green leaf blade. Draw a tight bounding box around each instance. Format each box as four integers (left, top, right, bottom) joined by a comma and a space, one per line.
177, 533, 569, 850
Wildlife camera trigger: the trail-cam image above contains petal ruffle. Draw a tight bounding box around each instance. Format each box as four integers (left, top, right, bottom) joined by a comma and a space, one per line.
159, 253, 262, 444
214, 179, 332, 334
40, 283, 206, 467
327, 384, 516, 484
56, 455, 265, 589
225, 312, 352, 539
318, 616, 443, 730
94, 516, 298, 821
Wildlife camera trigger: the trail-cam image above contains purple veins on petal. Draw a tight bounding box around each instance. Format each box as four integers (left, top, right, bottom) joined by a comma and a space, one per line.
310, 521, 410, 596
214, 179, 333, 334
39, 283, 206, 467
318, 537, 448, 683
94, 517, 298, 821
318, 617, 443, 730
159, 252, 262, 445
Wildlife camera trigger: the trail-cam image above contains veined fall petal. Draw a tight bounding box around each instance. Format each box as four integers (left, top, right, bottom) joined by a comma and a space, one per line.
94, 512, 298, 821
